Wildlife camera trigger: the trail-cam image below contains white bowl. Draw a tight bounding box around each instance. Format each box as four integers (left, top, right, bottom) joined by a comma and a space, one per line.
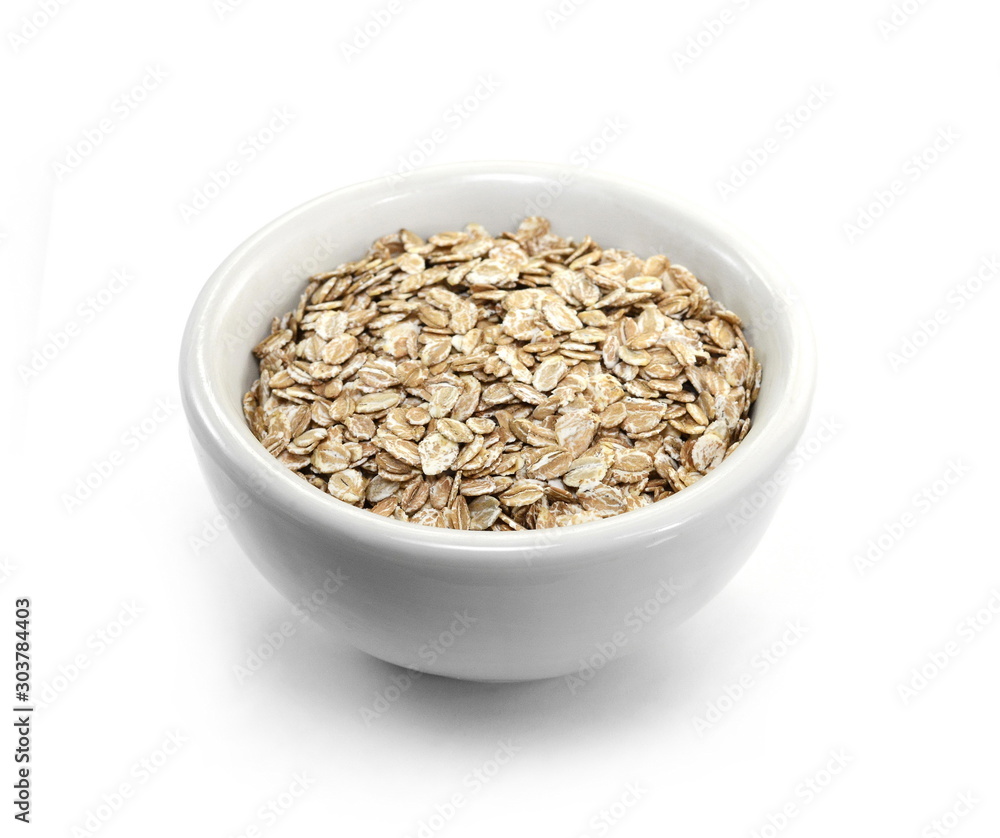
179, 162, 816, 681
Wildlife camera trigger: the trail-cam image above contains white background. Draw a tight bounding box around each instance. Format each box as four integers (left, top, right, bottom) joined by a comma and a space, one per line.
3, 0, 998, 835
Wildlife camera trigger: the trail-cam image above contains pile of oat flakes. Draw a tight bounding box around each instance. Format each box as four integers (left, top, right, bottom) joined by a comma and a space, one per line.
243, 217, 761, 531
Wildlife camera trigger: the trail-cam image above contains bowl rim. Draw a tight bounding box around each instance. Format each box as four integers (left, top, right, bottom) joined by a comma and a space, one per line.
180, 160, 816, 565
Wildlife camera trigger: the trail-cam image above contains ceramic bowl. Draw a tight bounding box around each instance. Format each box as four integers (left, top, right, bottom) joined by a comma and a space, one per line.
179, 162, 815, 681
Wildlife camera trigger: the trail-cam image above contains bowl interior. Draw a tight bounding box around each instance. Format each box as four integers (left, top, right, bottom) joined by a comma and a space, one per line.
186, 163, 809, 545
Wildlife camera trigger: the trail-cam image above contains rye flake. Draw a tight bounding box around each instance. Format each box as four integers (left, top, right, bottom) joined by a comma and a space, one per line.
243, 217, 761, 531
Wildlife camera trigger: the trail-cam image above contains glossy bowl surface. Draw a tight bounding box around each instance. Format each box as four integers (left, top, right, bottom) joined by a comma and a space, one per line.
179, 162, 816, 681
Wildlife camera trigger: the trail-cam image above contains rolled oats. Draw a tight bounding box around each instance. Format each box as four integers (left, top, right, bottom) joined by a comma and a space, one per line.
244, 218, 761, 530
